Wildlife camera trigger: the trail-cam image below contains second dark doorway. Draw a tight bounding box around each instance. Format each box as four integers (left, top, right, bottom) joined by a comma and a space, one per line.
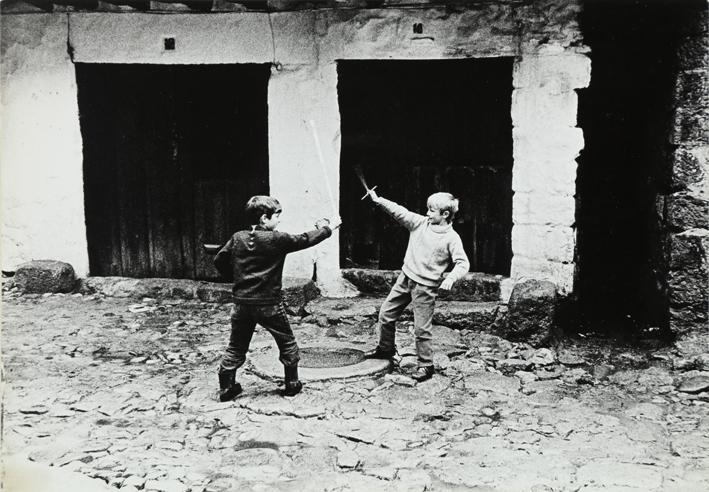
338, 58, 514, 275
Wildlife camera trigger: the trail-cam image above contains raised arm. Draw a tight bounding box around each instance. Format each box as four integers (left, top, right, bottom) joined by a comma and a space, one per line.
369, 191, 426, 231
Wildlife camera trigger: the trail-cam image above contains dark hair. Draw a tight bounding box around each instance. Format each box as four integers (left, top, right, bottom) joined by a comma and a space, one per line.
245, 195, 282, 225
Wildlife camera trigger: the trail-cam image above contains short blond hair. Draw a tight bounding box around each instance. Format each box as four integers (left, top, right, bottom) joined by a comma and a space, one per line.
427, 192, 459, 223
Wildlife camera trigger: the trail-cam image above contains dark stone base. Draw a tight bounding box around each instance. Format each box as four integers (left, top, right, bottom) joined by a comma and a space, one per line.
77, 276, 319, 313
341, 268, 502, 302
496, 280, 558, 347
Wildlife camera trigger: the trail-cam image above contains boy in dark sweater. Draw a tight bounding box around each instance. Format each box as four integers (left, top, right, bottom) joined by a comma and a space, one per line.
214, 195, 341, 400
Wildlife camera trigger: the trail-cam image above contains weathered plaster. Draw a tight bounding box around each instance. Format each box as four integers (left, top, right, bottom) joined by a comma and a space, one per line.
2, 2, 588, 297
1, 14, 88, 275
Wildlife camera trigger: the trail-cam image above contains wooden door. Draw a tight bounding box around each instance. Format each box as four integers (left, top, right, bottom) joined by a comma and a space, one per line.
77, 63, 270, 280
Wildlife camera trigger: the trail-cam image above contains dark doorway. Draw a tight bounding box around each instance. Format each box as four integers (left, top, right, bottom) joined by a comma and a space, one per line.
77, 63, 270, 280
338, 59, 513, 274
576, 1, 693, 336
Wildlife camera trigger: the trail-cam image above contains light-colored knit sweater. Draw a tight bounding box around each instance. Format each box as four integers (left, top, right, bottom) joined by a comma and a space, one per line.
377, 197, 470, 287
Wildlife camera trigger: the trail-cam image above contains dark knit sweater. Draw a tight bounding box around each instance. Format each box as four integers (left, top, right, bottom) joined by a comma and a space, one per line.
214, 225, 332, 304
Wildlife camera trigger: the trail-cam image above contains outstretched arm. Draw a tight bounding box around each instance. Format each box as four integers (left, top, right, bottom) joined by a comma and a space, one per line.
367, 189, 426, 231
278, 226, 333, 253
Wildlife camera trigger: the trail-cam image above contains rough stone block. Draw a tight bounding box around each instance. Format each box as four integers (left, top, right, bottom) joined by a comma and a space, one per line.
667, 192, 709, 230
669, 230, 709, 271
512, 54, 591, 91
510, 257, 574, 294
340, 268, 399, 294
672, 146, 707, 190
282, 276, 321, 314
512, 191, 575, 226
495, 279, 558, 347
13, 260, 76, 293
680, 110, 709, 144
676, 70, 708, 111
669, 268, 708, 310
678, 35, 709, 71
511, 89, 578, 128
511, 225, 575, 263
670, 306, 709, 334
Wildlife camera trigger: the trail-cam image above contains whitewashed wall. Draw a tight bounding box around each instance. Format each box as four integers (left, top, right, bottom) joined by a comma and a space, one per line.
1, 2, 589, 296
1, 15, 88, 275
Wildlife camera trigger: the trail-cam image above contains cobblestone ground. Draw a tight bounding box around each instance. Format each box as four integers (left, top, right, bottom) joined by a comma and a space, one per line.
3, 293, 709, 491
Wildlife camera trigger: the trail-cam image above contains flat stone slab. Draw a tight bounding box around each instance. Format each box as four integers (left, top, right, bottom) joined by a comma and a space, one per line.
77, 276, 318, 313
249, 343, 391, 381
305, 296, 500, 331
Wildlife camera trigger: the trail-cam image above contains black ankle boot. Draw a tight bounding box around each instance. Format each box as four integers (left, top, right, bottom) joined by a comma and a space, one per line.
362, 346, 396, 360
283, 365, 303, 397
218, 369, 242, 402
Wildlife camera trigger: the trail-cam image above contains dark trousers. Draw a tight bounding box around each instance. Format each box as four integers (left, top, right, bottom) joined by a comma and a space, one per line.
219, 303, 300, 372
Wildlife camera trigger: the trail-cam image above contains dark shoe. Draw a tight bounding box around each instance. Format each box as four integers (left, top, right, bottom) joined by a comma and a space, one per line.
284, 364, 303, 397
411, 366, 434, 382
218, 369, 243, 402
362, 346, 396, 360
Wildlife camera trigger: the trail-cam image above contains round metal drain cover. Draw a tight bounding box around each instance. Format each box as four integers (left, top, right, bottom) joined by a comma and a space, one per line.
299, 347, 364, 368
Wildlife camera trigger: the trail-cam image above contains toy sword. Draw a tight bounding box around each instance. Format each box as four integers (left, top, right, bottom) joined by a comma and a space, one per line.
353, 163, 377, 200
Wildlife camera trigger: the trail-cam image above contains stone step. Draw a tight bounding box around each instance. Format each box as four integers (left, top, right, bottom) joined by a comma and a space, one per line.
77, 276, 319, 313
341, 268, 503, 302
304, 296, 502, 331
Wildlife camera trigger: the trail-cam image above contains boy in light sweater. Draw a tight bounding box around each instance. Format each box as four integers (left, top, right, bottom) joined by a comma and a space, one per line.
363, 190, 470, 382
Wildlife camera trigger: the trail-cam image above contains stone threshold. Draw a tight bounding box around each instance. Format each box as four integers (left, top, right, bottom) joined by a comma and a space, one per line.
342, 268, 505, 302
304, 296, 502, 332
76, 276, 319, 313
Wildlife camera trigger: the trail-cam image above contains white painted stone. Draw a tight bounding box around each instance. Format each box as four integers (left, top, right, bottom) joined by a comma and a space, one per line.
513, 126, 585, 162
510, 257, 574, 294
1, 15, 89, 275
512, 158, 578, 195
511, 89, 578, 128
70, 13, 274, 64
513, 54, 591, 91
511, 225, 575, 262
512, 192, 576, 226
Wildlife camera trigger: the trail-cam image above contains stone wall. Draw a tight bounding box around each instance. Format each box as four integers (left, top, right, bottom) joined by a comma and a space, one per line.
1, 1, 587, 296
668, 7, 709, 333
